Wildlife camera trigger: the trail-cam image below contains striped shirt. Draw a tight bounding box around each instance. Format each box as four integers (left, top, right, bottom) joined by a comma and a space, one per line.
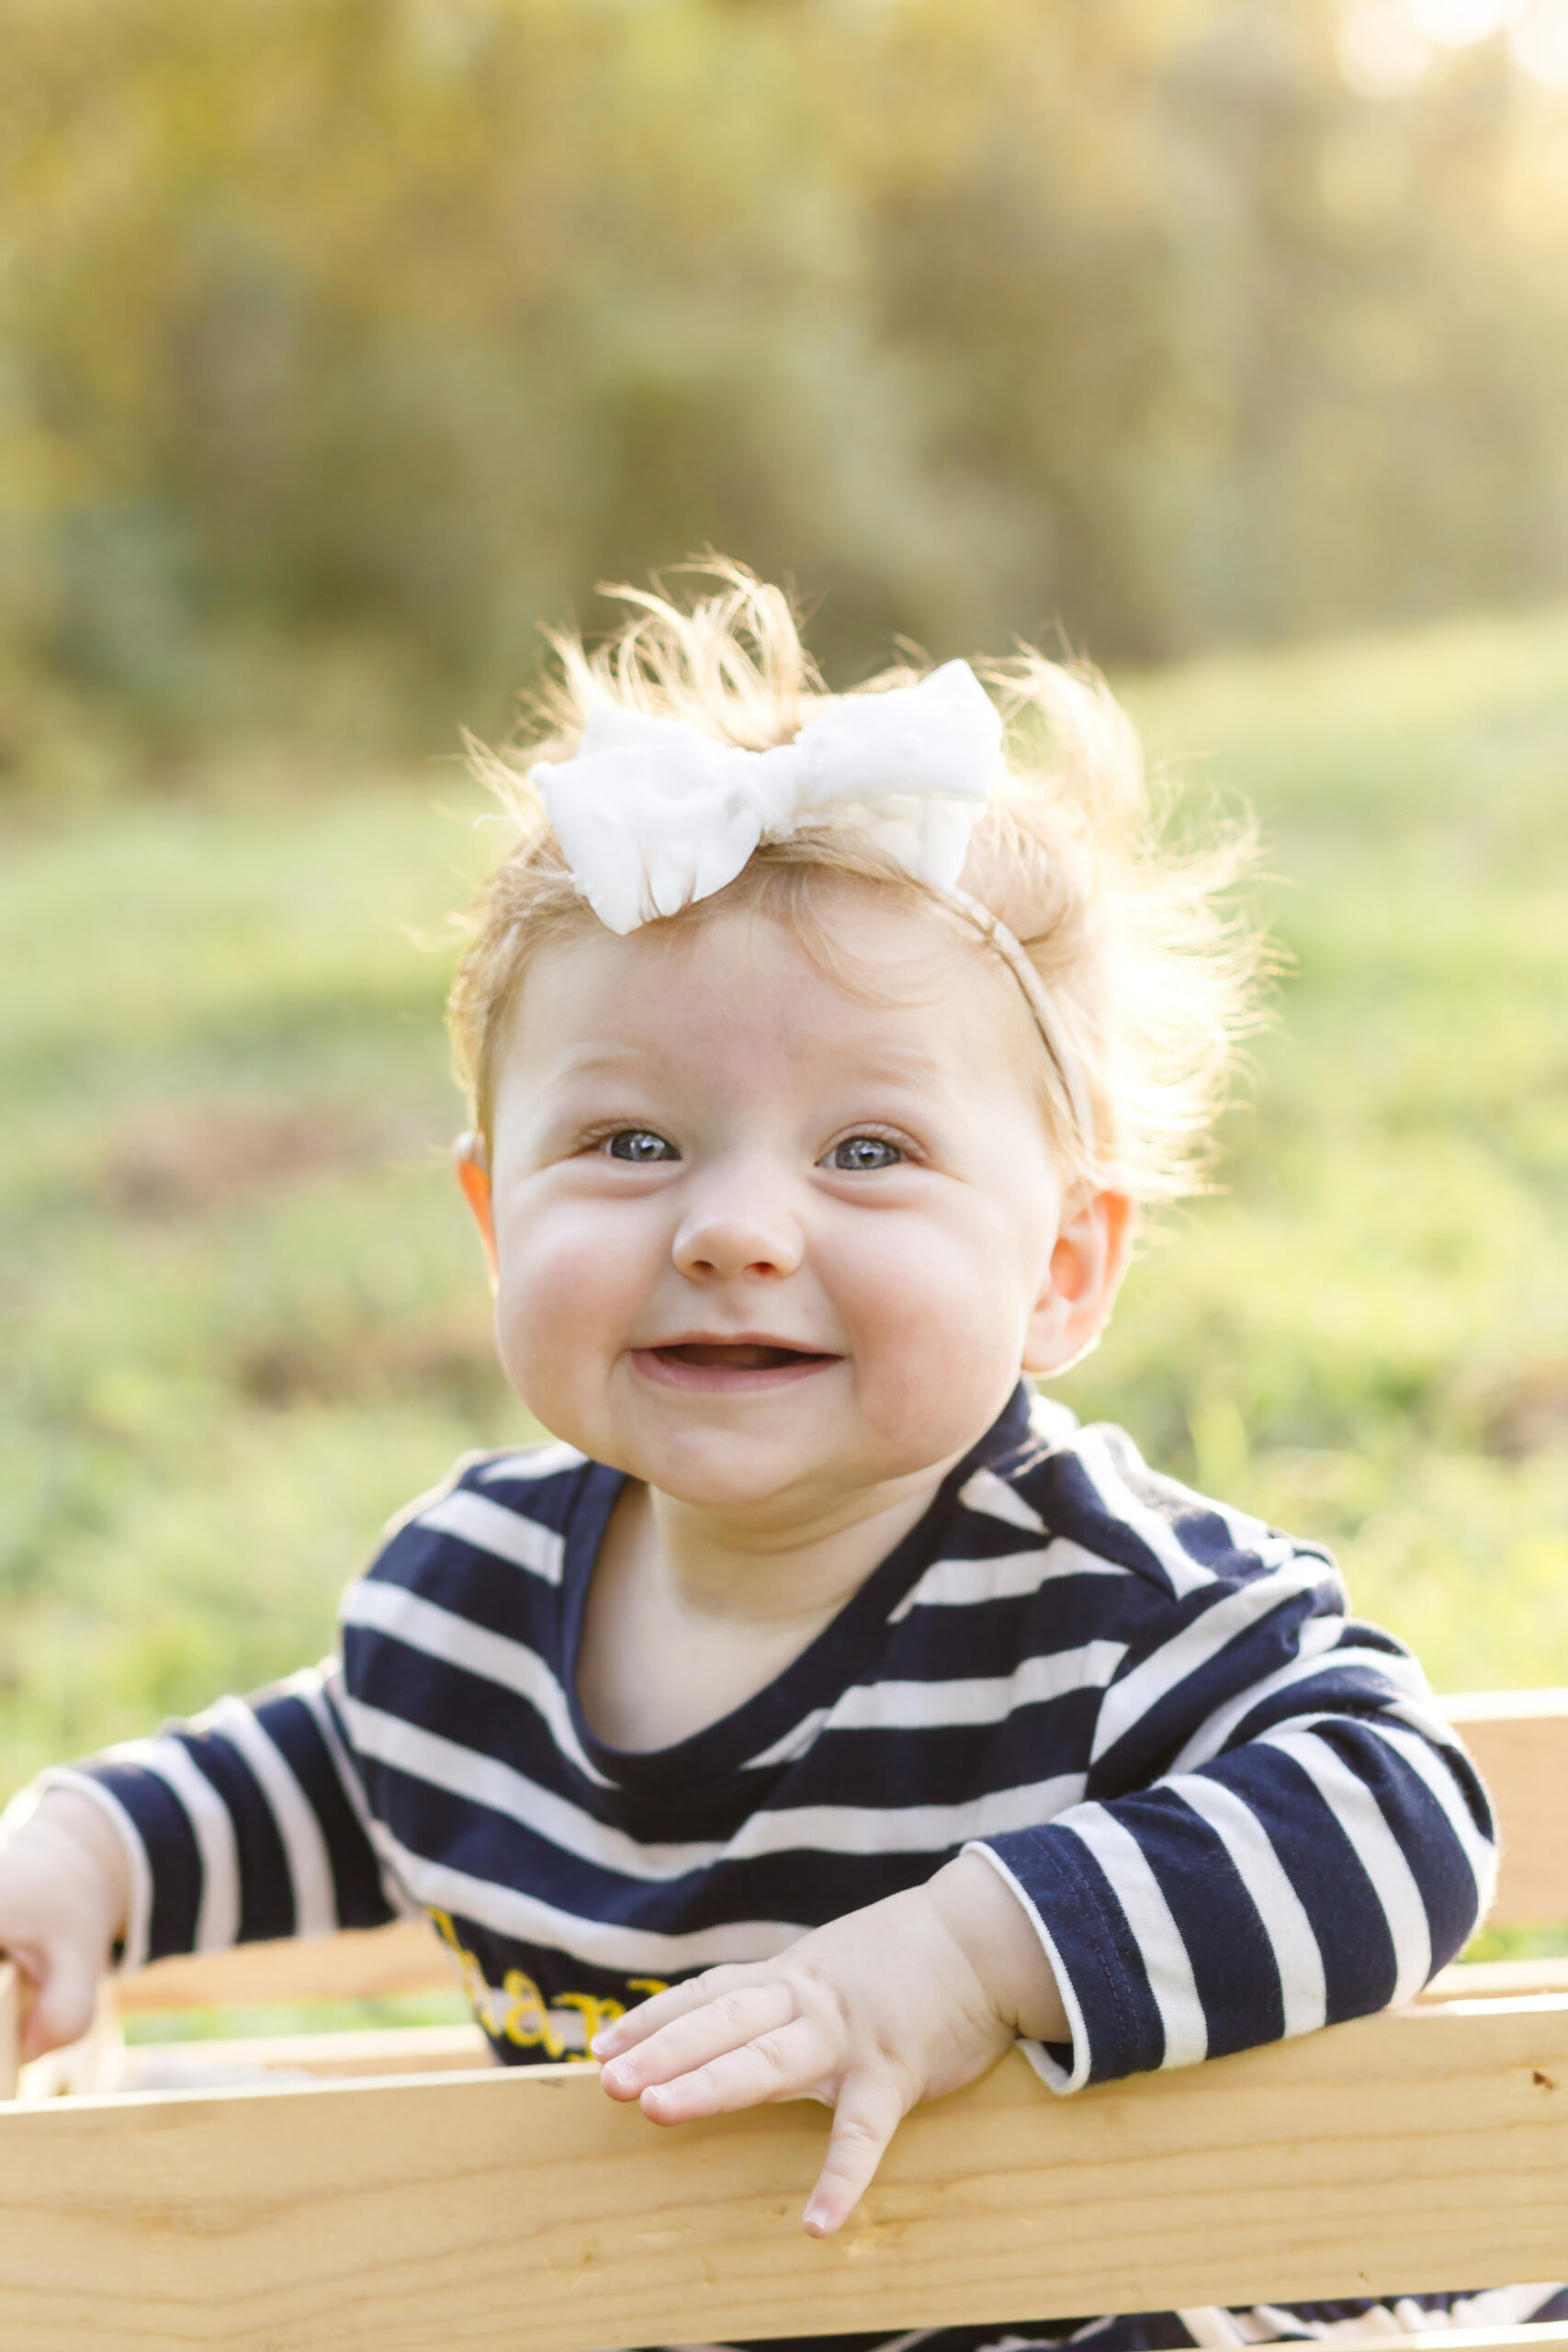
51, 1383, 1495, 2104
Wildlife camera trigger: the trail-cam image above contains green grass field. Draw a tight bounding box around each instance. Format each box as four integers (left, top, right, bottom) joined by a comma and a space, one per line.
4, 608, 1567, 1815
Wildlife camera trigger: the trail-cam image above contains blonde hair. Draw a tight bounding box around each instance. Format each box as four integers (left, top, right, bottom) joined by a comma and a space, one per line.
448, 562, 1263, 1203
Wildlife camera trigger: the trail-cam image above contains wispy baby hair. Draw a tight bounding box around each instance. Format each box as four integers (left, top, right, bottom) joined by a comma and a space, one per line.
447, 560, 1264, 1202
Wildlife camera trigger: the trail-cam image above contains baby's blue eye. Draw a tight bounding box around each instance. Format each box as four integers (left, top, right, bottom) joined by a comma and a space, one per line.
605, 1129, 679, 1163
829, 1136, 902, 1172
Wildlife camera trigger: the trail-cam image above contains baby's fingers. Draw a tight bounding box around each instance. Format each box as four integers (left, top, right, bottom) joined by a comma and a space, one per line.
599, 1979, 797, 2101
636, 2012, 835, 2125
592, 1964, 753, 2061
802, 2067, 907, 2239
8, 1943, 98, 2064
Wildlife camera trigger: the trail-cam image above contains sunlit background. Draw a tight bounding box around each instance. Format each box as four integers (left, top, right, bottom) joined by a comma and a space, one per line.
1339, 0, 1568, 96
3, 2, 1566, 1857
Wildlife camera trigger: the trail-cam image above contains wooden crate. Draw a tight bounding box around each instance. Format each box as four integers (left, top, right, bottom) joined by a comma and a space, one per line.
1, 1690, 1563, 2352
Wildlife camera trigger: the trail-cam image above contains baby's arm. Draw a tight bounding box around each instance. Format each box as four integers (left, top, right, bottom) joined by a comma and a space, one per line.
0, 1661, 402, 2054
0, 1787, 130, 2060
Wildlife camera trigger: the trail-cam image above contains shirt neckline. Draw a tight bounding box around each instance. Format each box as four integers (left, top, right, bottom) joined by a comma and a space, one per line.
558, 1383, 1036, 1793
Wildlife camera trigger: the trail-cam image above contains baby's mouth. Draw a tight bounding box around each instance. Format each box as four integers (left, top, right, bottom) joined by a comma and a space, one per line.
652, 1341, 835, 1372
632, 1337, 840, 1393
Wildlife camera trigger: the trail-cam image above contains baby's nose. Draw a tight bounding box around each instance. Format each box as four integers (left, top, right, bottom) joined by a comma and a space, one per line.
671, 1177, 804, 1283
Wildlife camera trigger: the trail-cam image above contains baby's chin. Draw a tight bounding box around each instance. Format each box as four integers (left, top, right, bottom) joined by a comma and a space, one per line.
612, 1430, 864, 1518
599, 1409, 975, 1526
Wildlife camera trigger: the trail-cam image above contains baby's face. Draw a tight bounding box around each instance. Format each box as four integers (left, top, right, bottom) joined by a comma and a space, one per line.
481, 888, 1118, 1518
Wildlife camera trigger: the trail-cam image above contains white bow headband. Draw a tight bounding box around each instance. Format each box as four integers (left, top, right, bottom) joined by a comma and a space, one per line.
528, 659, 997, 934
527, 660, 1095, 1156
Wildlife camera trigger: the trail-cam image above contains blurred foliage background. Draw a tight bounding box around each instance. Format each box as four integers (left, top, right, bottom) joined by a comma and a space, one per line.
7, 0, 1568, 780
4, 0, 1568, 1809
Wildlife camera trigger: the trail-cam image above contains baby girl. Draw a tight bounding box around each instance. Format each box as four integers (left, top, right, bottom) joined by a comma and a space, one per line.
0, 566, 1529, 2351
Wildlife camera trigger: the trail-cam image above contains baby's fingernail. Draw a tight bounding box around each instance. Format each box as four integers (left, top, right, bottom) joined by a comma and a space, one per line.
803, 2203, 830, 2237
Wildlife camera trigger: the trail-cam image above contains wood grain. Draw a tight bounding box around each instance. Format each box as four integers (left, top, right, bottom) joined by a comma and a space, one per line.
0, 1995, 1563, 2352
1325, 2333, 1568, 2352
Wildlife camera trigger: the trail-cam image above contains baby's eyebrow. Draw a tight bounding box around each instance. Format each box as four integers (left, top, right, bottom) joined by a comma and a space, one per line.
533, 1035, 956, 1092
557, 1043, 650, 1070
804, 1044, 954, 1099
853, 1045, 948, 1082
525, 1043, 656, 1086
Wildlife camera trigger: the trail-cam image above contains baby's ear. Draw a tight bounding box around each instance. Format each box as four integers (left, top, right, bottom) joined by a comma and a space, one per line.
453, 1132, 499, 1289
1022, 1189, 1135, 1378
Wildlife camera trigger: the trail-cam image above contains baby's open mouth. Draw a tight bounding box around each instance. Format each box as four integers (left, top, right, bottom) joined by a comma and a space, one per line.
652, 1341, 835, 1371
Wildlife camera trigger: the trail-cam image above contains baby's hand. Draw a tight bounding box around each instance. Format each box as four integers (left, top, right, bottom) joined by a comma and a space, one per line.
0, 1788, 130, 2062
592, 1850, 1065, 2236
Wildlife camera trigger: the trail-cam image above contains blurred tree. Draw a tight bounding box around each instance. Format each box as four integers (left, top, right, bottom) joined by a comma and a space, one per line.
1, 0, 1565, 779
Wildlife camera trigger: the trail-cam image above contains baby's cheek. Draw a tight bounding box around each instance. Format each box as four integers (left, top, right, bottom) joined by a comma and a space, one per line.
840, 1227, 1027, 1454
867, 1329, 1020, 1467
493, 1215, 643, 1415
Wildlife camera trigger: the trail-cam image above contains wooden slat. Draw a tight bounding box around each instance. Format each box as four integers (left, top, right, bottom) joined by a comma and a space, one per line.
1326, 2333, 1568, 2352
111, 1962, 1554, 2088
0, 1996, 1562, 2352
114, 1915, 457, 2013
127, 1968, 1562, 2077
118, 2021, 492, 2086
1422, 1956, 1568, 2001
1442, 1688, 1568, 1928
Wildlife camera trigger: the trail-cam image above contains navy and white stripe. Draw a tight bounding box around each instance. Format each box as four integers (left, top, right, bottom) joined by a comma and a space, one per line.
45, 1384, 1495, 2106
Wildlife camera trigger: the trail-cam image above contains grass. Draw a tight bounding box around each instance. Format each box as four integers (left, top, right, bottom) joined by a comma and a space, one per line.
119, 1991, 472, 2045
3, 610, 1567, 1818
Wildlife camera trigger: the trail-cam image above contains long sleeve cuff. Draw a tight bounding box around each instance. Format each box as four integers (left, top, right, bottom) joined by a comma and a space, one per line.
29, 1668, 401, 1971
968, 1710, 1493, 2096
29, 1769, 157, 1976
964, 1838, 1096, 2091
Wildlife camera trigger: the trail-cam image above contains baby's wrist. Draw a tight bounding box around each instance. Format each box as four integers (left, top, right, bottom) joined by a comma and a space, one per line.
928, 1849, 1067, 2045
